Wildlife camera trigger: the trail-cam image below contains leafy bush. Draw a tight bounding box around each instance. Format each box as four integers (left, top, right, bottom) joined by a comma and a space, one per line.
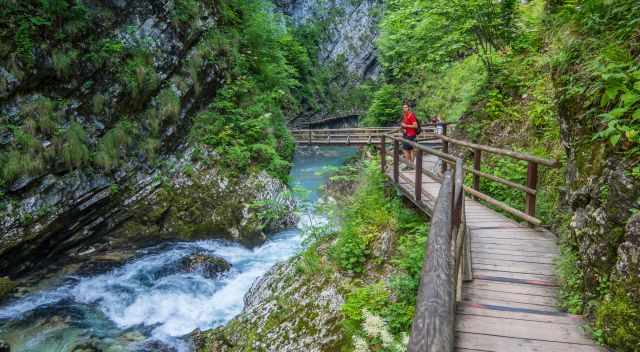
363, 84, 402, 127
594, 284, 640, 350
341, 281, 390, 335
173, 0, 200, 26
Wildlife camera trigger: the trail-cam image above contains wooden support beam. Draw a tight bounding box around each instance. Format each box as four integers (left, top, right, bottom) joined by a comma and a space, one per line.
473, 149, 481, 199
393, 139, 400, 183
380, 135, 386, 173
526, 161, 538, 220
415, 149, 423, 202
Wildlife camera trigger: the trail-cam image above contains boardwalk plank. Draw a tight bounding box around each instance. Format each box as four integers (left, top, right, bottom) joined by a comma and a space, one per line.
457, 305, 582, 325
463, 287, 558, 307
471, 253, 556, 264
456, 332, 603, 352
465, 279, 558, 297
456, 315, 596, 345
379, 150, 603, 351
473, 270, 558, 285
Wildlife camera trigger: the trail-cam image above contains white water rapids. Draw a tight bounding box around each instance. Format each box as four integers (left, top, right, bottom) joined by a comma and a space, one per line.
0, 146, 356, 352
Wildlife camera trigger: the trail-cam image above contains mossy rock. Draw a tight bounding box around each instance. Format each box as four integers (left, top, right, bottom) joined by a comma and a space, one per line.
0, 276, 16, 301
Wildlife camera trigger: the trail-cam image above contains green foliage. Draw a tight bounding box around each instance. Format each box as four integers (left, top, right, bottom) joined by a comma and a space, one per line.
21, 96, 59, 137
557, 244, 585, 314
157, 88, 181, 123
119, 53, 159, 106
330, 160, 393, 272
341, 281, 390, 335
363, 84, 402, 127
593, 284, 640, 350
187, 0, 305, 181
52, 48, 78, 78
15, 21, 33, 67
173, 0, 201, 25
414, 55, 487, 121
95, 121, 133, 172
552, 0, 640, 156
0, 276, 16, 300
378, 0, 517, 78
0, 149, 44, 185
62, 122, 90, 169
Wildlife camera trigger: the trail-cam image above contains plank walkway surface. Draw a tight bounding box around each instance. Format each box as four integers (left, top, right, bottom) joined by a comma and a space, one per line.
386, 156, 604, 352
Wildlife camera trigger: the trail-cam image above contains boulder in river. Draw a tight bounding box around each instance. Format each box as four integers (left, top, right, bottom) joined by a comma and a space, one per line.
179, 253, 231, 279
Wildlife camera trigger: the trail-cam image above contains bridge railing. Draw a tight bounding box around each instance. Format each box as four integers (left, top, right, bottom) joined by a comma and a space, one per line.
291, 126, 439, 146
379, 134, 470, 352
434, 134, 560, 226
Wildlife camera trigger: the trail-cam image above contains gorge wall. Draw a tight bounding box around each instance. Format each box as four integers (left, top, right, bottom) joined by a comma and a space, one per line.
0, 1, 297, 280
275, 0, 381, 80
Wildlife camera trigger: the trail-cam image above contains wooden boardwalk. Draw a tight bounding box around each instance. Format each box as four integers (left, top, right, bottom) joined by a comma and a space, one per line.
388, 156, 604, 352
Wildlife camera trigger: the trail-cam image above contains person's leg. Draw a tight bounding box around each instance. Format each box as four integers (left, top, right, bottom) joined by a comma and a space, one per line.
403, 149, 411, 162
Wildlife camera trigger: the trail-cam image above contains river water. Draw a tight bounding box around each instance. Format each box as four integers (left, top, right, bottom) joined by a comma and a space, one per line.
0, 146, 357, 352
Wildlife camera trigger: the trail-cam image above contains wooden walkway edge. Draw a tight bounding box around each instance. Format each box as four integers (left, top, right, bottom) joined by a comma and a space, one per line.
387, 157, 604, 352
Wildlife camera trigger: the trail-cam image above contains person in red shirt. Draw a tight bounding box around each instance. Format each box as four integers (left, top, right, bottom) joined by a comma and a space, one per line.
401, 103, 418, 167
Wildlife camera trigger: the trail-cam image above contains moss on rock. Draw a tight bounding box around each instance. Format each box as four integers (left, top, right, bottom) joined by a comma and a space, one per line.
0, 276, 16, 301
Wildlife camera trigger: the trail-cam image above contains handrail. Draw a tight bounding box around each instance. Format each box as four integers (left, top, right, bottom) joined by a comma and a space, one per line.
293, 125, 559, 225
379, 134, 469, 352
408, 171, 456, 351
436, 134, 560, 167
435, 133, 560, 223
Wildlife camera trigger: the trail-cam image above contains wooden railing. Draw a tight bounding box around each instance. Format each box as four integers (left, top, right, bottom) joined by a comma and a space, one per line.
435, 134, 560, 226
291, 127, 439, 146
380, 134, 470, 352
293, 124, 560, 226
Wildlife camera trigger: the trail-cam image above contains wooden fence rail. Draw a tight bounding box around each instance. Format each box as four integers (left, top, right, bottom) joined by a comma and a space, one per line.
434, 134, 560, 226
292, 125, 561, 226
380, 134, 469, 352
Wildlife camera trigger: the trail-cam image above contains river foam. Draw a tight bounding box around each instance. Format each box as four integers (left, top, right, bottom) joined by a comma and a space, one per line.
0, 146, 356, 351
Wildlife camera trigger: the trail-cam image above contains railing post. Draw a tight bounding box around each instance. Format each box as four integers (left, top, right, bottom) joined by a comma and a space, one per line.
526, 161, 538, 220
473, 149, 481, 199
307, 130, 311, 145
415, 149, 423, 202
380, 135, 386, 173
393, 139, 400, 183
441, 124, 449, 174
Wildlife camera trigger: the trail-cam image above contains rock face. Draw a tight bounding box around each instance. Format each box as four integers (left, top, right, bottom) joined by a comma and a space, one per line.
0, 1, 296, 278
193, 257, 347, 352
179, 253, 231, 279
0, 144, 296, 277
558, 88, 640, 318
275, 0, 382, 80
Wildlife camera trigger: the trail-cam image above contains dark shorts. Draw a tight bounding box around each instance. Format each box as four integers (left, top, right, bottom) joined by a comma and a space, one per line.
402, 135, 417, 150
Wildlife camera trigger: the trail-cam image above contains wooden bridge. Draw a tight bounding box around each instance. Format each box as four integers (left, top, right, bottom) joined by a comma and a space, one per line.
292, 127, 604, 352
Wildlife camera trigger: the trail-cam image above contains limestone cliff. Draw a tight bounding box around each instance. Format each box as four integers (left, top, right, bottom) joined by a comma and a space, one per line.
276, 0, 382, 80
0, 1, 296, 278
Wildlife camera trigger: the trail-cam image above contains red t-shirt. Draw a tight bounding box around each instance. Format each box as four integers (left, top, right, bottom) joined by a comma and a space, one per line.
403, 112, 417, 137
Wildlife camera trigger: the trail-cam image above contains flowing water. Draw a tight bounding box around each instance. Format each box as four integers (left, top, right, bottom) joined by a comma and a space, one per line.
0, 146, 357, 352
